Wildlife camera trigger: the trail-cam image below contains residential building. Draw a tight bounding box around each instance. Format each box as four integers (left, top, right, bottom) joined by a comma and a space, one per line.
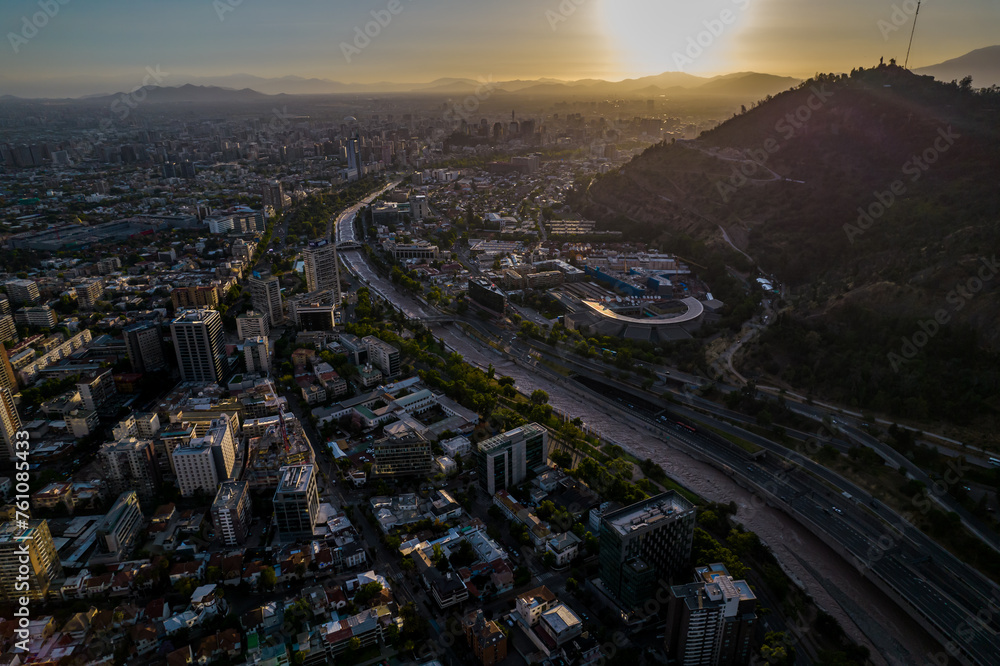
75, 278, 104, 309
212, 481, 252, 546
171, 309, 228, 383
0, 520, 63, 601
373, 424, 432, 478
0, 343, 18, 393
237, 311, 270, 339
463, 610, 507, 666
244, 336, 271, 375
599, 492, 696, 609
15, 305, 58, 328
248, 277, 284, 327
123, 322, 167, 374
66, 409, 100, 438
77, 369, 117, 411
0, 387, 21, 461
475, 423, 549, 495
363, 336, 400, 378
98, 438, 159, 501
440, 435, 471, 458
0, 313, 17, 345
95, 490, 144, 560
273, 465, 319, 538
171, 285, 220, 310
303, 240, 341, 306
546, 531, 582, 567
5, 279, 40, 305
664, 564, 758, 666
172, 443, 220, 498
516, 586, 557, 627
539, 604, 584, 647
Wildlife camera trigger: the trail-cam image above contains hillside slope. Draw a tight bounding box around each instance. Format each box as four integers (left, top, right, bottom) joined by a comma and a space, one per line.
576, 64, 1000, 429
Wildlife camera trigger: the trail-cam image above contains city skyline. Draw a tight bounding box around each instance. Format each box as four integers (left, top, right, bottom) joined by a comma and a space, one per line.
1, 0, 998, 97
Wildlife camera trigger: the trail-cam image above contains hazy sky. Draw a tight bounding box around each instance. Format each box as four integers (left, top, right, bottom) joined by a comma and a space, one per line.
0, 0, 997, 97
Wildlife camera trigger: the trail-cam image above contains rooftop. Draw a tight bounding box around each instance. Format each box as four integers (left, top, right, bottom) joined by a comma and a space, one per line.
276, 465, 315, 494
602, 491, 694, 536
478, 422, 546, 453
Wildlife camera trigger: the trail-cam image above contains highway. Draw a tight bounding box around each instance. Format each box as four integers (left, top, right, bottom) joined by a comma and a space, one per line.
330, 202, 1000, 666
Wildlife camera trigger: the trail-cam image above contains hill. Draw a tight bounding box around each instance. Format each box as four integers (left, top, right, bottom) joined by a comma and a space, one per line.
575, 64, 1000, 430
915, 46, 1000, 87
81, 84, 270, 105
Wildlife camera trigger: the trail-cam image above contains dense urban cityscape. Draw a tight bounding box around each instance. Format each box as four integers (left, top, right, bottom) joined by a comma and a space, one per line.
2, 2, 1000, 666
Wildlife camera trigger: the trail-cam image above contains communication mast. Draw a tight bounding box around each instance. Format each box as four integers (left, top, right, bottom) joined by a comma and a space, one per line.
904, 1, 922, 69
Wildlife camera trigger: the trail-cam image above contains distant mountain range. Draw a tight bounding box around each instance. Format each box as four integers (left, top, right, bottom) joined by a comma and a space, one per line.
1, 71, 804, 103
915, 46, 1000, 87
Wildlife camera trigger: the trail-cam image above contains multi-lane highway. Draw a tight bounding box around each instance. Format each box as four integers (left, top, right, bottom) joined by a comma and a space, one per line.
331, 199, 1000, 666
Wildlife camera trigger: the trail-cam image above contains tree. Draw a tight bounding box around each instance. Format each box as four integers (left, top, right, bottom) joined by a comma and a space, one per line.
530, 390, 549, 405
348, 637, 361, 652
259, 566, 277, 591
542, 552, 557, 568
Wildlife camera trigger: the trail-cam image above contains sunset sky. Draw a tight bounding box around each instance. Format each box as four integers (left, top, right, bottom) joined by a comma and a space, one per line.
1, 0, 997, 97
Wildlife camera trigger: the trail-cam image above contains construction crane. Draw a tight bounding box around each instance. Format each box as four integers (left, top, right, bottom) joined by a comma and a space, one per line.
904, 1, 922, 70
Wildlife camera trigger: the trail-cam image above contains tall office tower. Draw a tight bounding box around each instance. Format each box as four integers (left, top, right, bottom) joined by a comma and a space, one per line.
0, 388, 22, 461
373, 423, 432, 478
98, 438, 159, 501
273, 465, 320, 538
0, 343, 16, 393
123, 321, 167, 374
664, 564, 758, 666
248, 276, 284, 327
4, 279, 40, 305
212, 481, 252, 546
170, 309, 228, 383
475, 423, 549, 495
303, 240, 341, 306
0, 520, 63, 601
244, 336, 271, 375
236, 310, 270, 339
598, 492, 696, 610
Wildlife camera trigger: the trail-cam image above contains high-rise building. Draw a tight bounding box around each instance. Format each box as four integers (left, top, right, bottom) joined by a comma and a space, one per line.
98, 438, 159, 501
303, 240, 341, 306
273, 464, 319, 538
0, 520, 63, 601
0, 313, 17, 345
373, 424, 432, 478
262, 181, 286, 211
0, 388, 22, 461
212, 481, 252, 546
598, 492, 696, 610
172, 443, 219, 498
0, 343, 17, 393
95, 491, 144, 560
236, 310, 270, 339
363, 336, 400, 378
170, 309, 228, 383
74, 278, 104, 309
248, 276, 284, 327
664, 564, 758, 666
244, 336, 271, 375
123, 322, 166, 374
475, 423, 549, 495
4, 279, 40, 305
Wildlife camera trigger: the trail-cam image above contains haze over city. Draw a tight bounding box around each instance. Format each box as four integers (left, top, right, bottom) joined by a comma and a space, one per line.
1, 2, 1000, 666
1, 0, 998, 97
